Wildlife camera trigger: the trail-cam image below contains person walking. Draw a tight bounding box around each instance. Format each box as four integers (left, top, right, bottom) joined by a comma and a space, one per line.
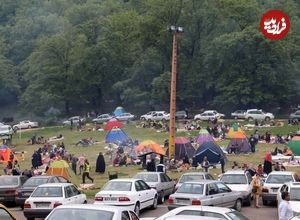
251, 174, 262, 208
71, 155, 78, 175
202, 156, 210, 172
78, 154, 85, 175
249, 134, 256, 153
263, 152, 273, 175
95, 152, 106, 174
82, 159, 94, 184
219, 154, 225, 173
278, 191, 293, 220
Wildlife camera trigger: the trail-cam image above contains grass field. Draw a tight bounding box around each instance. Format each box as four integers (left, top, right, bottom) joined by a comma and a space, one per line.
2, 120, 300, 198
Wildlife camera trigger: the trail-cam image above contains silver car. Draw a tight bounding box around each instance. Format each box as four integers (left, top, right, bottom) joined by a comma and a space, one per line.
92, 114, 113, 124
168, 180, 243, 211
176, 172, 214, 191
134, 172, 175, 204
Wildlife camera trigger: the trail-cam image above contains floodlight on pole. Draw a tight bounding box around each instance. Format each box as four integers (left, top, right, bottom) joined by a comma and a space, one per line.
168, 25, 183, 159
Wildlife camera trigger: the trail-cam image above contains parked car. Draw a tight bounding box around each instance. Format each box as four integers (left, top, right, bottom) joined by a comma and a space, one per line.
168, 180, 243, 211
161, 215, 223, 220
62, 116, 85, 126
277, 182, 300, 217
176, 111, 188, 119
0, 125, 14, 136
0, 203, 16, 220
23, 183, 87, 220
219, 170, 253, 205
231, 110, 246, 119
94, 179, 157, 216
15, 175, 69, 208
140, 111, 157, 121
45, 204, 139, 220
203, 110, 225, 118
262, 171, 300, 205
244, 109, 274, 121
150, 111, 170, 121
175, 172, 214, 191
133, 172, 176, 204
150, 205, 249, 220
13, 120, 39, 130
116, 113, 135, 121
194, 112, 218, 121
0, 175, 28, 204
92, 114, 113, 124
289, 110, 300, 120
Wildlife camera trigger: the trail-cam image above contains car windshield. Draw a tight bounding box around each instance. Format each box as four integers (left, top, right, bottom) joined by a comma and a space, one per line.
47, 208, 114, 220
102, 181, 132, 191
0, 177, 18, 186
179, 175, 204, 183
134, 174, 158, 182
266, 175, 293, 183
177, 183, 204, 194
23, 178, 49, 187
31, 187, 63, 197
220, 174, 247, 184
290, 188, 300, 201
226, 211, 250, 220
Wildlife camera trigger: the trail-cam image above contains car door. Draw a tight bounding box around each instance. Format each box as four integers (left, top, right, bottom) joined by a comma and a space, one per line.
205, 183, 223, 206
138, 180, 153, 208
216, 182, 235, 207
64, 186, 75, 204
135, 181, 147, 209
70, 185, 85, 204
162, 174, 174, 195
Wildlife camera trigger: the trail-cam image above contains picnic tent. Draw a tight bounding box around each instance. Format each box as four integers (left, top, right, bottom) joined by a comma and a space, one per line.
226, 131, 251, 153
288, 136, 300, 156
135, 140, 165, 156
195, 141, 227, 165
226, 126, 246, 139
113, 106, 126, 116
195, 129, 214, 146
166, 137, 195, 160
104, 118, 123, 131
105, 128, 129, 143
0, 145, 16, 162
46, 159, 75, 181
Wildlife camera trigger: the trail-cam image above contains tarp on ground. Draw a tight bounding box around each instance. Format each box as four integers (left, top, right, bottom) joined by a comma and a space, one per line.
113, 106, 126, 116
226, 137, 251, 153
105, 128, 129, 143
195, 129, 214, 146
166, 137, 195, 160
195, 141, 227, 165
135, 140, 165, 156
46, 160, 75, 181
104, 118, 123, 131
288, 136, 300, 156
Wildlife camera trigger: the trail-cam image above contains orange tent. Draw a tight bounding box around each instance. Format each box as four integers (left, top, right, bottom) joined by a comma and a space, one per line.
0, 146, 17, 163
46, 160, 74, 180
227, 127, 247, 139
135, 140, 165, 156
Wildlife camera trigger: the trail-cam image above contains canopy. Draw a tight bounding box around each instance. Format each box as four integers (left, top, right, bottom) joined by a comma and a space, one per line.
104, 118, 123, 131
135, 140, 165, 156
288, 136, 300, 156
46, 160, 75, 181
195, 129, 214, 145
166, 137, 195, 160
227, 127, 246, 139
226, 138, 251, 153
113, 106, 126, 116
195, 141, 227, 165
0, 147, 17, 162
105, 128, 129, 143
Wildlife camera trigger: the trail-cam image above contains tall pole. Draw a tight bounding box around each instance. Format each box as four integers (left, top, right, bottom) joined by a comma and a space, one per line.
168, 33, 177, 159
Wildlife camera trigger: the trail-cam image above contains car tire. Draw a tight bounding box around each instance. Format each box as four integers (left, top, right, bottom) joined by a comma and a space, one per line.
28, 125, 31, 129
134, 202, 140, 216
234, 199, 242, 212
244, 195, 251, 206
151, 195, 158, 209
83, 200, 87, 204
27, 218, 34, 220
247, 117, 253, 121
21, 204, 24, 210
234, 116, 238, 120
158, 191, 165, 204
262, 199, 268, 206
265, 117, 270, 121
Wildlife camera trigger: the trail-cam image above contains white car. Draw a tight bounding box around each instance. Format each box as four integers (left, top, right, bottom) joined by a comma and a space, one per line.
143, 205, 249, 220
277, 182, 300, 217
161, 215, 224, 220
45, 204, 139, 220
23, 183, 87, 220
231, 110, 246, 119
140, 111, 157, 121
94, 179, 157, 216
92, 114, 113, 124
116, 113, 135, 121
194, 110, 224, 121
13, 120, 38, 130
175, 172, 214, 191
244, 109, 274, 121
219, 170, 253, 205
262, 171, 299, 205
150, 111, 170, 121
0, 125, 14, 136
62, 116, 85, 126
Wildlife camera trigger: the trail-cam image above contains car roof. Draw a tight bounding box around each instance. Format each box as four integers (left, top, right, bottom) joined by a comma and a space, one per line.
183, 180, 218, 184
136, 172, 163, 175
165, 215, 222, 220
109, 178, 136, 182
37, 183, 73, 187
172, 205, 234, 213
181, 172, 209, 176
53, 204, 130, 211
222, 170, 247, 174
268, 171, 295, 175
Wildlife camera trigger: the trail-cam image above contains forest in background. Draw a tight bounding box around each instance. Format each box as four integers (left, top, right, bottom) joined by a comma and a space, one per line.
0, 0, 300, 117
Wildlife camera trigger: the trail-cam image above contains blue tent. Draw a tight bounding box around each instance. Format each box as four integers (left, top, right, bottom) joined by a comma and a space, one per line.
105, 128, 129, 143
195, 141, 227, 165
113, 106, 126, 116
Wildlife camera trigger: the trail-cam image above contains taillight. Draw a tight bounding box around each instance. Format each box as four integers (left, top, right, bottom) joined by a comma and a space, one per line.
168, 198, 174, 204
119, 197, 130, 202
95, 196, 103, 201
192, 199, 201, 205
53, 202, 62, 208
262, 188, 269, 193
6, 189, 15, 194
24, 203, 31, 209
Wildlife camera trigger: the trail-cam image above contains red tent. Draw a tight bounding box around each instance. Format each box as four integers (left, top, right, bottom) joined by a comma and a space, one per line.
104, 118, 123, 131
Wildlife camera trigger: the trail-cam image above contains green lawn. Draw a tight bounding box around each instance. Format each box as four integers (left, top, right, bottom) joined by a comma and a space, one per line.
2, 120, 300, 198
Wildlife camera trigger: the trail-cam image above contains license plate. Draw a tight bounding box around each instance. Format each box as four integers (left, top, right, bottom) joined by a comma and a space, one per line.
104, 197, 117, 201
273, 189, 278, 192
35, 203, 49, 208
176, 199, 190, 205
23, 193, 31, 196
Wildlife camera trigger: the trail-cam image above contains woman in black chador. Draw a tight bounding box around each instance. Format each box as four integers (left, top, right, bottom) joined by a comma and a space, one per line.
95, 152, 106, 174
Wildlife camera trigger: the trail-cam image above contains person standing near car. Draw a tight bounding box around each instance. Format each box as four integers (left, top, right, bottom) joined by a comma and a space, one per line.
251, 174, 262, 208
278, 191, 293, 220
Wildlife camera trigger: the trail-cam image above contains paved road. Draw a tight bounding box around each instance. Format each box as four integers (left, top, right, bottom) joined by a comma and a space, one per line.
10, 201, 277, 220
